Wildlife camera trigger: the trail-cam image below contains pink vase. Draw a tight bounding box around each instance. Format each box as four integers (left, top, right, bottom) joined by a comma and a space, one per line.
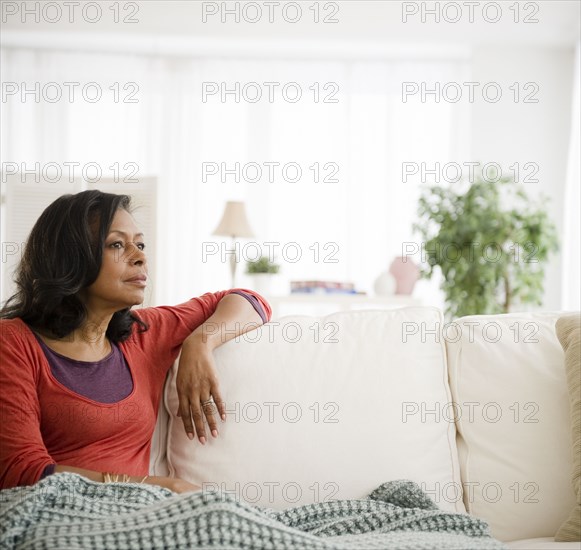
389, 257, 420, 295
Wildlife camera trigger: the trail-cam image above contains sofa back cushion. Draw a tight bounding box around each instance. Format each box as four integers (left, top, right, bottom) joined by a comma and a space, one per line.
446, 312, 577, 542
554, 313, 581, 542
149, 380, 170, 477
163, 307, 465, 512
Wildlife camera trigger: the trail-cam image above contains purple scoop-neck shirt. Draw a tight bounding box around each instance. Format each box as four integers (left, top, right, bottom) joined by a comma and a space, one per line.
33, 334, 133, 403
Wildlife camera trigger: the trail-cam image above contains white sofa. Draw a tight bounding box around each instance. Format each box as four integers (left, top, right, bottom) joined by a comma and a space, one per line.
149, 307, 579, 549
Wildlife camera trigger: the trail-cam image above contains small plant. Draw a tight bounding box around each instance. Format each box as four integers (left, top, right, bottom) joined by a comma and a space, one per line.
245, 256, 280, 274
413, 175, 559, 319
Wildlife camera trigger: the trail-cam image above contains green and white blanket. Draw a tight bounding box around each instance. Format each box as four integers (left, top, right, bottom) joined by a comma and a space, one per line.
1, 473, 506, 549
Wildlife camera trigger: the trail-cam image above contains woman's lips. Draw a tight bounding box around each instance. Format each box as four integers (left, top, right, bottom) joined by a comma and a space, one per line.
125, 277, 147, 287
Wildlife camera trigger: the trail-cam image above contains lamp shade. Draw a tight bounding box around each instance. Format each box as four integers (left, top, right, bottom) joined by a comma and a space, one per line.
211, 201, 255, 238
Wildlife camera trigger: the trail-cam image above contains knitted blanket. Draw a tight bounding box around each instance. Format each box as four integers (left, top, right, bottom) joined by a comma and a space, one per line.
0, 473, 507, 549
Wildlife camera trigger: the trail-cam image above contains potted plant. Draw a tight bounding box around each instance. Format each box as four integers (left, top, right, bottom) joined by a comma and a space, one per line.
413, 175, 559, 319
245, 256, 280, 295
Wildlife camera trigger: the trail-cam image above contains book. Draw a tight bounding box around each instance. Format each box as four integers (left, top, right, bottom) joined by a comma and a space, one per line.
290, 281, 357, 294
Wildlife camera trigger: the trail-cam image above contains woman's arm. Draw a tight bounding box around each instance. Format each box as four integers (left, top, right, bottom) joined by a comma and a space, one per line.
0, 323, 58, 488
187, 292, 265, 349
127, 288, 271, 380
175, 293, 266, 442
53, 464, 200, 493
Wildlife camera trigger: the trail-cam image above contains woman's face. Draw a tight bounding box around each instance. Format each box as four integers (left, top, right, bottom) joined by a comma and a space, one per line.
83, 208, 148, 313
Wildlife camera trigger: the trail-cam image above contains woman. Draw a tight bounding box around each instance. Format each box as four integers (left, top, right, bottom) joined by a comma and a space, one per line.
0, 190, 271, 492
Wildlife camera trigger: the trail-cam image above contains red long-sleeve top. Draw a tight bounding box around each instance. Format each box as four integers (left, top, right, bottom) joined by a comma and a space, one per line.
0, 289, 271, 489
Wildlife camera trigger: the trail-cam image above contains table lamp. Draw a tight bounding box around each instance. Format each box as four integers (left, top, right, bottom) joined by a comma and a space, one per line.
211, 201, 255, 287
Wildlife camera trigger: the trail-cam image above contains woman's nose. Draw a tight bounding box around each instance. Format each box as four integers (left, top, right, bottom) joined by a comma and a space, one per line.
127, 243, 146, 265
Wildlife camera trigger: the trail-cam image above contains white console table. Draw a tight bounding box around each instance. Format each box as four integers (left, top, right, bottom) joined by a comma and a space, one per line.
263, 294, 421, 319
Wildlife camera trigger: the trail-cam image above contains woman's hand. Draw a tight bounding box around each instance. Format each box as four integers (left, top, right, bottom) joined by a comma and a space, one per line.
175, 334, 226, 444
145, 475, 201, 494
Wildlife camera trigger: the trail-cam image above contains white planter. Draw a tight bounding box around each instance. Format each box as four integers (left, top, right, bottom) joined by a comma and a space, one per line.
248, 273, 275, 295
373, 270, 396, 296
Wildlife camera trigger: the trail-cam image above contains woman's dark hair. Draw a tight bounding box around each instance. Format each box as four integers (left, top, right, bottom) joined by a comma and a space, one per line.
0, 190, 148, 342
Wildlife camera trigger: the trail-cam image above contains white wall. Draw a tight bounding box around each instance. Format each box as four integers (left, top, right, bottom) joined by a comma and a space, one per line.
1, 0, 578, 311
470, 45, 575, 310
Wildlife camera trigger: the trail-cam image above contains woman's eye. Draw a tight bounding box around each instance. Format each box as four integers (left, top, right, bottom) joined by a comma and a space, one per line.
107, 241, 144, 251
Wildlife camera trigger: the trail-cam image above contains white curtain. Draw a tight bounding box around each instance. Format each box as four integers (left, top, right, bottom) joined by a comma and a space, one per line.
0, 47, 469, 306
562, 42, 581, 311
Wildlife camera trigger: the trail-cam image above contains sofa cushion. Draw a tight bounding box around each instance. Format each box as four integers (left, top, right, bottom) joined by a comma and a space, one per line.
446, 312, 577, 542
554, 313, 581, 542
164, 307, 465, 512
149, 370, 170, 477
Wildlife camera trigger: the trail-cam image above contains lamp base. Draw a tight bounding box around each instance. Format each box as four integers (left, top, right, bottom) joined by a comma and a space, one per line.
229, 238, 238, 288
